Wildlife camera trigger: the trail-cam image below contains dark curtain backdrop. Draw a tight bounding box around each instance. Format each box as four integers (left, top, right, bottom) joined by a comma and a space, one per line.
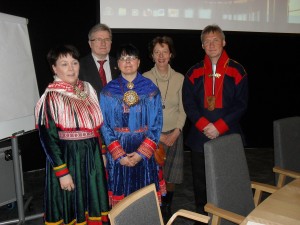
1, 0, 300, 171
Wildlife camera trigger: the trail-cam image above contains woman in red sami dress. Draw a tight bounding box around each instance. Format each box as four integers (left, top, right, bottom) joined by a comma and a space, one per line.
35, 45, 109, 225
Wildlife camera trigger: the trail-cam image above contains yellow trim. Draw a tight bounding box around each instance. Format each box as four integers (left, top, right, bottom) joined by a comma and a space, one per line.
74, 220, 86, 225
67, 219, 77, 225
102, 211, 109, 216
88, 216, 101, 221
45, 219, 64, 225
53, 163, 67, 171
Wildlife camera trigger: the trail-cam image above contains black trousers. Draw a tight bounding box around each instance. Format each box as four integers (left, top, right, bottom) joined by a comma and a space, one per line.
191, 151, 207, 214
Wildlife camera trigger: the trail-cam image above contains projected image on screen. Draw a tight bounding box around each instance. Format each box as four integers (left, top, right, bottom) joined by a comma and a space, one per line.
100, 0, 300, 33
289, 0, 300, 23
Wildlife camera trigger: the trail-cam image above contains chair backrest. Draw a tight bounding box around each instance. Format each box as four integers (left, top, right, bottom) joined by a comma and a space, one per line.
204, 134, 255, 225
273, 116, 300, 183
108, 183, 164, 225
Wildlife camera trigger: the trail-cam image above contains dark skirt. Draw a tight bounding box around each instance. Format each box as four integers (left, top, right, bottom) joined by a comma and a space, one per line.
161, 130, 184, 184
44, 137, 109, 225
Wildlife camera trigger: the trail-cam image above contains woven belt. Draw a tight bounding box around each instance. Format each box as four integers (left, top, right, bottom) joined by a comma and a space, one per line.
114, 126, 148, 133
58, 130, 97, 140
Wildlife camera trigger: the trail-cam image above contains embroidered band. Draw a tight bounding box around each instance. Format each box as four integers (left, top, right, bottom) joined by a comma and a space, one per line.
141, 138, 157, 151
107, 141, 126, 160
114, 126, 148, 133
58, 130, 97, 140
137, 138, 157, 159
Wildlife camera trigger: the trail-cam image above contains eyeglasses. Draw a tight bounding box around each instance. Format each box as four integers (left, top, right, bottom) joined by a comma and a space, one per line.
119, 55, 138, 62
90, 38, 111, 43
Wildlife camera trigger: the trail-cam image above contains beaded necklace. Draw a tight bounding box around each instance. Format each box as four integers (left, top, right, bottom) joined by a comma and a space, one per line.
155, 78, 169, 109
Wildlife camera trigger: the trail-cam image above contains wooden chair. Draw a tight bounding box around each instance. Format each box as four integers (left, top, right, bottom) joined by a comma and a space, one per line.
203, 134, 278, 225
108, 183, 210, 225
273, 116, 300, 187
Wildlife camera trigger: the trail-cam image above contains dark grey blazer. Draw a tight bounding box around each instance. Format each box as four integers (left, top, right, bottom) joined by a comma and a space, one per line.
79, 54, 120, 97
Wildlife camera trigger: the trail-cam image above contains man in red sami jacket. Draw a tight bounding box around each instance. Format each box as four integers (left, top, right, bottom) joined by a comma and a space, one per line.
182, 24, 248, 221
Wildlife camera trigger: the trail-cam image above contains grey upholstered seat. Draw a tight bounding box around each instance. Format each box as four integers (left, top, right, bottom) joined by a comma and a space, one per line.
108, 183, 210, 225
273, 116, 300, 187
203, 134, 278, 225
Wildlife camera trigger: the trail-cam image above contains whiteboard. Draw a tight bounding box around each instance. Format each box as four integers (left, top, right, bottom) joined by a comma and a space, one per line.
0, 12, 40, 139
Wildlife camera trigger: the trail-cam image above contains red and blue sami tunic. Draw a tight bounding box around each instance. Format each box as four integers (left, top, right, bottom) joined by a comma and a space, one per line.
100, 73, 165, 207
182, 50, 248, 152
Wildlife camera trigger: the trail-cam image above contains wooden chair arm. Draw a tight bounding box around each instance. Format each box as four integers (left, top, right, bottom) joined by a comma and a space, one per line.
273, 166, 300, 178
273, 166, 300, 188
251, 181, 279, 206
251, 181, 278, 193
204, 202, 245, 225
166, 209, 210, 225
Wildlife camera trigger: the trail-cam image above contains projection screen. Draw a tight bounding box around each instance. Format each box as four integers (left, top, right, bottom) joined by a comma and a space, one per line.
0, 13, 40, 140
100, 0, 300, 33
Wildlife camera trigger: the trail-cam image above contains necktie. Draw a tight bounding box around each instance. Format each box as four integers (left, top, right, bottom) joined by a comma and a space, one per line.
97, 60, 107, 86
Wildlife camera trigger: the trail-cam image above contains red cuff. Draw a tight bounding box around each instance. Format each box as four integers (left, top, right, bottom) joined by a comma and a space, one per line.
137, 138, 157, 159
107, 140, 126, 160
53, 164, 69, 177
195, 117, 210, 132
214, 119, 229, 134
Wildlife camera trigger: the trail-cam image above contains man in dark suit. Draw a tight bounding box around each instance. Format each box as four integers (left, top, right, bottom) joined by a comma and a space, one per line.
79, 23, 119, 97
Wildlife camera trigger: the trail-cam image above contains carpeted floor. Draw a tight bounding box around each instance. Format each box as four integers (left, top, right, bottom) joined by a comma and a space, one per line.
0, 148, 274, 225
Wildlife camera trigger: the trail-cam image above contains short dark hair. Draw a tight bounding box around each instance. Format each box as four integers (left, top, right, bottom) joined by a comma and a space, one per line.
116, 43, 140, 60
201, 24, 225, 43
47, 44, 80, 73
148, 36, 176, 60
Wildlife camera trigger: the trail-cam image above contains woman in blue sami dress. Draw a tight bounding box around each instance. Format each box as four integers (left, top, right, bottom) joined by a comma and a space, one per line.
35, 45, 109, 225
100, 44, 165, 207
